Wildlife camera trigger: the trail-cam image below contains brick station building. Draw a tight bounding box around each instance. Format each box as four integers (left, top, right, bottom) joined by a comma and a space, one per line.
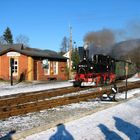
0, 44, 68, 81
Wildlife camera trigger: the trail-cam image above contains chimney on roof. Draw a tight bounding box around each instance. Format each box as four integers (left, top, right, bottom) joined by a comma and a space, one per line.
21, 44, 24, 50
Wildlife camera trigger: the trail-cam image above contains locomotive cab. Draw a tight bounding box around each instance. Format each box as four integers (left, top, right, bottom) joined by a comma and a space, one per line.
93, 54, 115, 73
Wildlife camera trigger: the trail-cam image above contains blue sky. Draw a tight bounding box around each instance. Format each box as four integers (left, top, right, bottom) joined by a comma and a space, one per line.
0, 0, 140, 51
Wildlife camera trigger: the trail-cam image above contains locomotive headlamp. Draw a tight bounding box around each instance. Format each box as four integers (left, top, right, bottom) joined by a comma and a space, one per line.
90, 66, 93, 69
73, 66, 76, 70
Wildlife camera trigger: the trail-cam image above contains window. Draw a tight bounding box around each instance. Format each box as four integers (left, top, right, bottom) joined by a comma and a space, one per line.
44, 61, 58, 75
44, 61, 50, 75
9, 58, 18, 76
53, 61, 58, 75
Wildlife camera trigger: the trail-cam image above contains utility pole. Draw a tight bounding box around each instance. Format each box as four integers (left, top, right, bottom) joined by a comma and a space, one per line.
69, 26, 72, 79
125, 62, 128, 99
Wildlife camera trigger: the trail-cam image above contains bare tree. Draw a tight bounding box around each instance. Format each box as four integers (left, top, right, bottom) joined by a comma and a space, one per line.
15, 34, 30, 47
126, 46, 140, 71
60, 36, 69, 54
0, 36, 7, 45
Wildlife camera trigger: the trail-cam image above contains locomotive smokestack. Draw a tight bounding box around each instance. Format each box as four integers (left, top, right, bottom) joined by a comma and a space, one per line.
78, 47, 85, 61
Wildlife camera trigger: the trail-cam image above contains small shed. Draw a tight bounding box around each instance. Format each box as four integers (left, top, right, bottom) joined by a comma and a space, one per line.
0, 44, 68, 81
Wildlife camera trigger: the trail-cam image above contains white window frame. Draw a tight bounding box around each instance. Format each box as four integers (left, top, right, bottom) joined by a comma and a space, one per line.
9, 58, 18, 76
44, 61, 50, 75
53, 61, 58, 75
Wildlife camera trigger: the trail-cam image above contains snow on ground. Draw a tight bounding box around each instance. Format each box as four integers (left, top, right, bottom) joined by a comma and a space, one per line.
126, 73, 140, 82
24, 93, 140, 140
0, 81, 73, 97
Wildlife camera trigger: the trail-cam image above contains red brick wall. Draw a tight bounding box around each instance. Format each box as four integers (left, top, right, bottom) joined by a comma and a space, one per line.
36, 60, 68, 81
58, 61, 68, 80
0, 55, 9, 80
0, 53, 28, 81
18, 54, 28, 81
36, 60, 44, 80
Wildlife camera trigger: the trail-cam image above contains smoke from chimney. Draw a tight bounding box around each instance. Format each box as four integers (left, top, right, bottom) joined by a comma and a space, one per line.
84, 28, 115, 47
83, 20, 140, 59
83, 28, 115, 58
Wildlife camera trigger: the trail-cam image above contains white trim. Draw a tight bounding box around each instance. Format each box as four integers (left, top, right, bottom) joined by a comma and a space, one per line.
9, 58, 18, 76
7, 52, 20, 57
44, 61, 50, 75
53, 61, 58, 75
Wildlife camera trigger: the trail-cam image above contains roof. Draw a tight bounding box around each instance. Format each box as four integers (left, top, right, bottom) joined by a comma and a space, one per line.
0, 44, 67, 61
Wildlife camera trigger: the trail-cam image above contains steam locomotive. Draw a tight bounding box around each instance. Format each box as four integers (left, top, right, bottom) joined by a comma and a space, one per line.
73, 53, 137, 87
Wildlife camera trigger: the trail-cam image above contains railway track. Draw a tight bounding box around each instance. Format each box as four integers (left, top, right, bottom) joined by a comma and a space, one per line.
0, 86, 82, 107
0, 81, 140, 120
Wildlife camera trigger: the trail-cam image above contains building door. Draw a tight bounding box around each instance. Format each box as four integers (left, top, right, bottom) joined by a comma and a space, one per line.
9, 58, 18, 77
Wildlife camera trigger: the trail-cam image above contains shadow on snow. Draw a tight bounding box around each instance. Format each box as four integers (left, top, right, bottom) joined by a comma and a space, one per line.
0, 130, 16, 140
98, 116, 140, 140
49, 123, 74, 140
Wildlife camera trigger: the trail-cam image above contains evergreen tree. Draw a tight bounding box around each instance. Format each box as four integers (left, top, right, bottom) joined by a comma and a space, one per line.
71, 47, 80, 69
3, 27, 13, 44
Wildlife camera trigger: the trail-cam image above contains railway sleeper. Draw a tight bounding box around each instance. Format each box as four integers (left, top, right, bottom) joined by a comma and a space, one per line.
0, 88, 81, 107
